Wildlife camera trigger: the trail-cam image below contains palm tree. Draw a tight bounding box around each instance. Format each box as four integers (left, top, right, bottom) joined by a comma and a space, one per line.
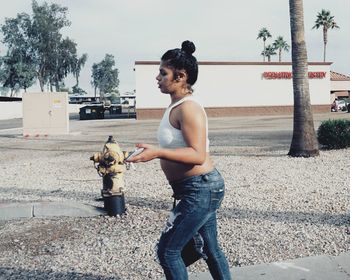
257, 28, 272, 62
288, 0, 319, 157
72, 53, 88, 87
261, 45, 276, 62
273, 36, 290, 62
312, 9, 339, 62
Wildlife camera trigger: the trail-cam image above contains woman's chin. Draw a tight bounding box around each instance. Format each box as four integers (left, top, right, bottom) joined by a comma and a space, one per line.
160, 89, 169, 94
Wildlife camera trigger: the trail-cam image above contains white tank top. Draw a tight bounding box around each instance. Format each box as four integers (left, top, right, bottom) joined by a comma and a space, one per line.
157, 96, 210, 151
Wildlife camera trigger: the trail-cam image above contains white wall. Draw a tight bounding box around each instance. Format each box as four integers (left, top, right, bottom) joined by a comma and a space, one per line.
0, 102, 22, 120
135, 64, 169, 109
331, 80, 350, 91
135, 62, 331, 109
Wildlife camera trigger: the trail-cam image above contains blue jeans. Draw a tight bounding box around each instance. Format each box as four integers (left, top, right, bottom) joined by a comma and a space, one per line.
157, 169, 232, 280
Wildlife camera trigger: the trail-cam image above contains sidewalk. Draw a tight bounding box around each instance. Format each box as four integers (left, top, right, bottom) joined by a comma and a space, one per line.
2, 202, 349, 280
189, 252, 350, 280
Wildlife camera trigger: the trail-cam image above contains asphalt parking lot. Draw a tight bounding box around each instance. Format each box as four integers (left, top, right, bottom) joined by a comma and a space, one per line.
0, 111, 349, 156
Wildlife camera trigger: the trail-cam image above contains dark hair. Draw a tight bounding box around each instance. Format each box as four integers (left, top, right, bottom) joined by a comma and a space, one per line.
161, 40, 198, 86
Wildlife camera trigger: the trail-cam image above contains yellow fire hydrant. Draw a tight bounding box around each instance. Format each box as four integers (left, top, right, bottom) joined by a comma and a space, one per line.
90, 136, 129, 215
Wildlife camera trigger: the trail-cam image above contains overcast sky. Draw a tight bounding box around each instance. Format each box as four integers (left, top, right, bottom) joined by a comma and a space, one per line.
0, 0, 349, 94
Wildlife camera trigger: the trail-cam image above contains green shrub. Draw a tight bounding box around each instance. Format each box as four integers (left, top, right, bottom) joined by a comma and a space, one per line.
317, 119, 350, 149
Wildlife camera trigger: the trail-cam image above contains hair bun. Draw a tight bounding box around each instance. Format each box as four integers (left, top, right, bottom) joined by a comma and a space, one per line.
181, 40, 196, 55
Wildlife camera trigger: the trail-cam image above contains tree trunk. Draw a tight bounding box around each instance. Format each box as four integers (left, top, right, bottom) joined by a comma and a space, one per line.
263, 40, 266, 62
288, 0, 319, 157
323, 28, 327, 62
100, 91, 105, 103
55, 78, 60, 92
37, 68, 45, 92
279, 49, 282, 62
38, 76, 44, 92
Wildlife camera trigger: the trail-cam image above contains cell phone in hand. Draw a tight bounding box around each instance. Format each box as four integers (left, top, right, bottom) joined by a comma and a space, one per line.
125, 148, 145, 161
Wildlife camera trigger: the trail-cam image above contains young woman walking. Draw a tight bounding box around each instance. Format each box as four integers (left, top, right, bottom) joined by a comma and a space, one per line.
127, 40, 231, 280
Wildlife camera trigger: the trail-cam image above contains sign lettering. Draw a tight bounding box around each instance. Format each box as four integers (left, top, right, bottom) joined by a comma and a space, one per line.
263, 71, 326, 79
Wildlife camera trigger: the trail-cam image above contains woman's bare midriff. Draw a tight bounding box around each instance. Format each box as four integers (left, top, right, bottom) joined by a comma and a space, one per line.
160, 153, 214, 182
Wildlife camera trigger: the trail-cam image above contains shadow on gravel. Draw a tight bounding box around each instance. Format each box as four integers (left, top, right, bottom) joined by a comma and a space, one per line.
127, 196, 172, 211
211, 152, 288, 157
0, 267, 121, 279
219, 207, 350, 226
126, 196, 350, 227
0, 186, 172, 211
1, 187, 348, 227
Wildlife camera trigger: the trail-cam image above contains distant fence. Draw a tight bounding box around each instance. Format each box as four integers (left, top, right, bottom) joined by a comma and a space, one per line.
0, 96, 22, 102
0, 102, 83, 120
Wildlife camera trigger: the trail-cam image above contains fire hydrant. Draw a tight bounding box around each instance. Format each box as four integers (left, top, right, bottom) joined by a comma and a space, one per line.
90, 136, 129, 216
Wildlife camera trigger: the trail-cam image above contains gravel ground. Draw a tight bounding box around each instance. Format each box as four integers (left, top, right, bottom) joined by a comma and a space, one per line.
0, 114, 349, 279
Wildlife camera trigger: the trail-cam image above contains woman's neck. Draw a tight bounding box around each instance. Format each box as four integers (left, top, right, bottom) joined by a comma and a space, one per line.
170, 90, 192, 105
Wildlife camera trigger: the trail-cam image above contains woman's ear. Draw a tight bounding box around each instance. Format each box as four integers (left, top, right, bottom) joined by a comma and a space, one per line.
177, 71, 187, 82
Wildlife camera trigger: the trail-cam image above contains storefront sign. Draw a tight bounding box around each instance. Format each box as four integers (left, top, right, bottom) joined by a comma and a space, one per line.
263, 71, 326, 79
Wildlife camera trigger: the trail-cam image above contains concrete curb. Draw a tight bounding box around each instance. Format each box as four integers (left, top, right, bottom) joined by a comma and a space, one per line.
0, 201, 105, 220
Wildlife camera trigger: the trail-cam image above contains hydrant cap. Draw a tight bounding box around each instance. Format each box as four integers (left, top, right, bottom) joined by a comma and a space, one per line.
107, 136, 116, 143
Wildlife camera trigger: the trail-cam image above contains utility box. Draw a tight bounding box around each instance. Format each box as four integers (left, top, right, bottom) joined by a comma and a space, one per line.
23, 92, 69, 136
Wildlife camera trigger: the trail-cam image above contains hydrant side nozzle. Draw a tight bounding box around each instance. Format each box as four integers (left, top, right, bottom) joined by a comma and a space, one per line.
90, 152, 102, 163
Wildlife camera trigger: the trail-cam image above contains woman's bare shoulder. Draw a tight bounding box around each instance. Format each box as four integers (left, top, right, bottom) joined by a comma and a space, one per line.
181, 99, 203, 112
178, 99, 205, 122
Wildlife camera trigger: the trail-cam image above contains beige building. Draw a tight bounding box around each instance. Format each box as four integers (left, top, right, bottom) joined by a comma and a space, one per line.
134, 61, 349, 119
330, 71, 350, 101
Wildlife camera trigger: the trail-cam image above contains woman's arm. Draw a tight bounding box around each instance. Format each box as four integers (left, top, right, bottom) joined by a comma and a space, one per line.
127, 101, 207, 165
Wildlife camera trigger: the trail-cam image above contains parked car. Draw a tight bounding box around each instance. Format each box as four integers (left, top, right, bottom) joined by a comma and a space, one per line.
337, 100, 347, 111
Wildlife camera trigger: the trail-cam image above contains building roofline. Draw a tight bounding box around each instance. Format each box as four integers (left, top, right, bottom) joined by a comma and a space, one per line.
135, 61, 333, 66
330, 70, 350, 81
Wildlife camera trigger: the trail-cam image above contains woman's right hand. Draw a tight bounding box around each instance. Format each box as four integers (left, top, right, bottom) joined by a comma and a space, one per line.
126, 143, 160, 163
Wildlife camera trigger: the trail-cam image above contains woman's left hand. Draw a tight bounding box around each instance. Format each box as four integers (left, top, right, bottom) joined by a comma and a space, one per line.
126, 143, 159, 163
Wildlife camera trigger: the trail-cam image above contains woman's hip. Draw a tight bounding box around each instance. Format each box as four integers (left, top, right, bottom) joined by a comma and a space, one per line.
170, 169, 225, 211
